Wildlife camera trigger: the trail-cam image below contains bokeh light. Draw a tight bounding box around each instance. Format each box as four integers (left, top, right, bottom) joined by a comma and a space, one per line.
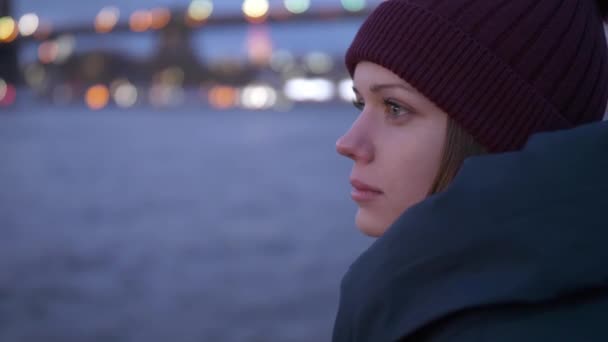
188, 0, 213, 22
0, 17, 18, 43
86, 84, 110, 110
247, 26, 273, 66
130, 10, 152, 32
304, 51, 334, 74
284, 0, 310, 14
284, 78, 335, 102
338, 78, 355, 102
241, 84, 276, 109
151, 84, 185, 107
150, 8, 171, 30
242, 0, 270, 21
158, 66, 185, 85
18, 13, 39, 37
55, 35, 76, 64
208, 86, 239, 109
38, 41, 59, 64
0, 79, 6, 99
115, 85, 138, 108
110, 78, 127, 94
24, 64, 46, 89
95, 7, 120, 33
112, 80, 138, 108
0, 80, 17, 107
341, 0, 366, 12
270, 50, 295, 73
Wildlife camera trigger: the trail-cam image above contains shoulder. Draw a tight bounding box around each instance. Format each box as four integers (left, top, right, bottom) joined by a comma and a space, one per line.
402, 288, 608, 342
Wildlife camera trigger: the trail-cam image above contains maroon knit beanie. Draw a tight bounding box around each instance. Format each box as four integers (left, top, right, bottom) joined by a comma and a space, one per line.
345, 0, 608, 152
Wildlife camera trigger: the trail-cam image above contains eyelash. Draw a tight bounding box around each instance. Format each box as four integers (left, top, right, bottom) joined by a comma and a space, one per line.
352, 98, 413, 119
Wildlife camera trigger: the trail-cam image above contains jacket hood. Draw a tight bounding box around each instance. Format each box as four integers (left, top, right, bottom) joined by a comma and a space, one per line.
333, 120, 608, 341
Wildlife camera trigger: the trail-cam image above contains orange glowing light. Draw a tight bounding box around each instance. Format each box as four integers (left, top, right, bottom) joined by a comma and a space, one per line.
208, 86, 238, 109
0, 17, 19, 43
129, 10, 152, 32
95, 7, 120, 33
85, 84, 110, 110
38, 41, 59, 64
245, 15, 267, 24
150, 8, 171, 30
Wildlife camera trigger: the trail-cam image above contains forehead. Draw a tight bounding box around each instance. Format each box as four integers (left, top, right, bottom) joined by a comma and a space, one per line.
353, 61, 409, 87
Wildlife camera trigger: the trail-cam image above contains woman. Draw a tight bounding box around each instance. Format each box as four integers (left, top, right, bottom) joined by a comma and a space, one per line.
333, 0, 608, 341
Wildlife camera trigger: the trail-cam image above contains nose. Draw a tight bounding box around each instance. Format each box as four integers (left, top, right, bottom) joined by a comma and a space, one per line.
335, 118, 374, 163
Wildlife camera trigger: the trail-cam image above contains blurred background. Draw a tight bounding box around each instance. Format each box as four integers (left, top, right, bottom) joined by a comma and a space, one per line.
0, 0, 376, 341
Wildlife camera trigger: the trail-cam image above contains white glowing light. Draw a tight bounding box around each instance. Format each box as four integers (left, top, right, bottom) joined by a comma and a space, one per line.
241, 84, 277, 109
242, 0, 270, 19
338, 78, 355, 102
54, 35, 76, 63
188, 0, 213, 21
18, 13, 39, 36
114, 82, 138, 108
284, 78, 335, 102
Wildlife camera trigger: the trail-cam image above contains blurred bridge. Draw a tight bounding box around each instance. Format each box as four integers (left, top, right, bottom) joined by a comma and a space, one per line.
1, 0, 372, 87
39, 7, 372, 39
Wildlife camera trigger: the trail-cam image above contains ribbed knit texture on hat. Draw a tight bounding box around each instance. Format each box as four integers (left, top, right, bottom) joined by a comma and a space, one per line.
345, 0, 608, 152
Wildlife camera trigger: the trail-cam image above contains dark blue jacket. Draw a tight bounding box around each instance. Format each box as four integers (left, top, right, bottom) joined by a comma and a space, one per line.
332, 121, 608, 341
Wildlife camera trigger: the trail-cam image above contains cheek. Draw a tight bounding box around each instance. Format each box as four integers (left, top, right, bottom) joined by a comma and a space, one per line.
354, 138, 444, 237
387, 154, 434, 207
382, 131, 445, 216
351, 115, 447, 236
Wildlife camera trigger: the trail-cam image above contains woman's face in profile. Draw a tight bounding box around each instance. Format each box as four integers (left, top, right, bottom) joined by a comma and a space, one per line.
336, 61, 448, 237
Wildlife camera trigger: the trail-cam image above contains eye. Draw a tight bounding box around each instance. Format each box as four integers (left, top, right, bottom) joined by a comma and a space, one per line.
383, 99, 413, 118
352, 99, 364, 111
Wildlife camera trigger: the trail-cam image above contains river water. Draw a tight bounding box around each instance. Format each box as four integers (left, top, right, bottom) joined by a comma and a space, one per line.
0, 105, 372, 342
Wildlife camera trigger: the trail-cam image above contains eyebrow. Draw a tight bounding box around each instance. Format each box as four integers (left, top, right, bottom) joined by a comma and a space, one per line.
352, 83, 416, 94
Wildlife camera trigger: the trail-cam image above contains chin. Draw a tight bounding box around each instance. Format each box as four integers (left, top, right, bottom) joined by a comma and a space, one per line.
355, 208, 388, 237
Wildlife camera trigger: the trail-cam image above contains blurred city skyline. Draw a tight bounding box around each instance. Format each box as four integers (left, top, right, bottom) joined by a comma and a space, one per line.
15, 0, 383, 26
2, 0, 373, 110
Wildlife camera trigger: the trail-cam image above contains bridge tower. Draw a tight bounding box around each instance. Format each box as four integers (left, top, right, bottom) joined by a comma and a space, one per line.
151, 14, 207, 85
0, 0, 19, 85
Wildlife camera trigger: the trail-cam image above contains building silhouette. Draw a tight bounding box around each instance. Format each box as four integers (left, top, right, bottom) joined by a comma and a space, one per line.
0, 0, 19, 84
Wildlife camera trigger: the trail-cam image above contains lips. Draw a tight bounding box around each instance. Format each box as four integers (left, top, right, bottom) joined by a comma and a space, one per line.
350, 179, 383, 202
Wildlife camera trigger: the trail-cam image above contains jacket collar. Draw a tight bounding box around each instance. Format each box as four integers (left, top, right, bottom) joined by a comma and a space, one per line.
333, 121, 608, 341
